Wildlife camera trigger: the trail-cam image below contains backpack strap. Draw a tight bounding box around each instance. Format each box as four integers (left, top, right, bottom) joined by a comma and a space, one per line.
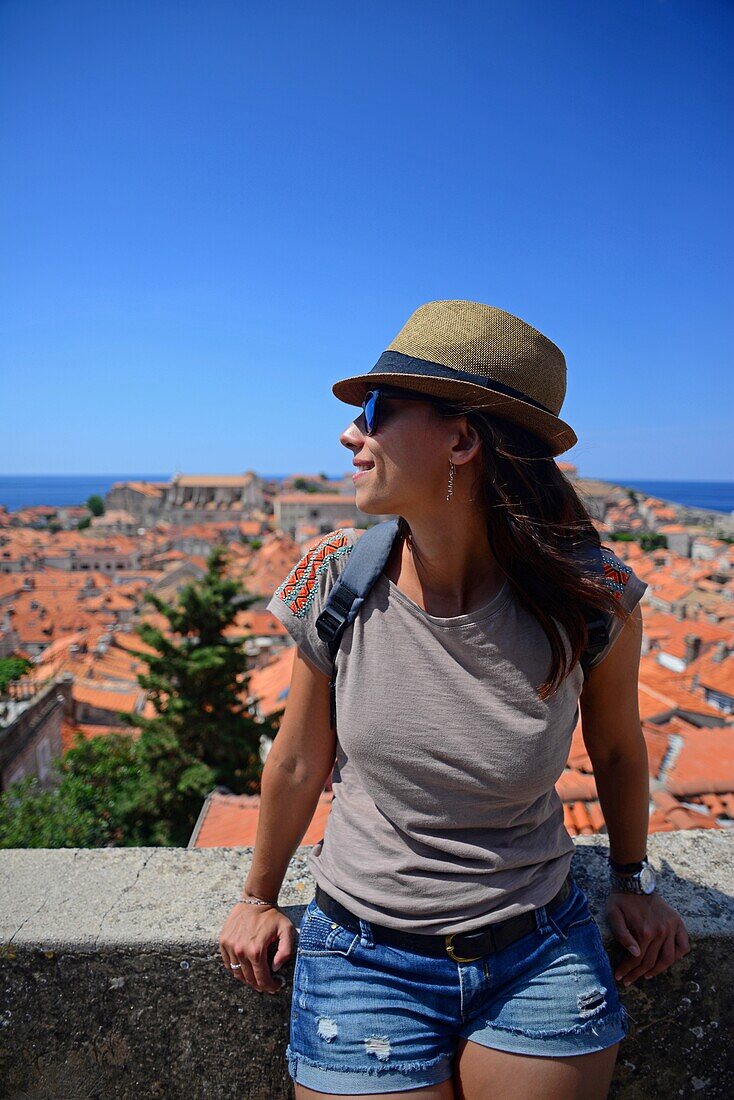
315, 519, 401, 731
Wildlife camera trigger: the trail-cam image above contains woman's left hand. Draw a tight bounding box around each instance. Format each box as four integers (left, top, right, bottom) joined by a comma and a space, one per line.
603, 891, 691, 985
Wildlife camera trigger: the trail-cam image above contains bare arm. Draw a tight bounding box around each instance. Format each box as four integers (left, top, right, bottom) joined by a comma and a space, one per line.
579, 602, 649, 865
219, 645, 335, 995
580, 603, 691, 984
243, 646, 337, 901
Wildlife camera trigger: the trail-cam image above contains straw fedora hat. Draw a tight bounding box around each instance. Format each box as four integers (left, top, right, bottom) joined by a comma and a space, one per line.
331, 300, 577, 456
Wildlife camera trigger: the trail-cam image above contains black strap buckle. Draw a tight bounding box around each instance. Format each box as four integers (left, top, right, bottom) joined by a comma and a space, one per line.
315, 582, 357, 646
316, 607, 346, 645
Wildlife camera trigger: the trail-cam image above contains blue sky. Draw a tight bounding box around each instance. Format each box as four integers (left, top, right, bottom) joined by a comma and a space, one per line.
1, 0, 731, 480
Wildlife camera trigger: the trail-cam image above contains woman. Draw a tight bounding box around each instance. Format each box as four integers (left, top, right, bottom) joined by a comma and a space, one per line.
219, 301, 690, 1100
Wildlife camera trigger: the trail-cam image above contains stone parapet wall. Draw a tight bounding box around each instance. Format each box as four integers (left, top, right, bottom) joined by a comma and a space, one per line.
1, 832, 732, 1098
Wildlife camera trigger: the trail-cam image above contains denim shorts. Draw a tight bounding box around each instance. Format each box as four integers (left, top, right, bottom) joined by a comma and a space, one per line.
286, 877, 629, 1094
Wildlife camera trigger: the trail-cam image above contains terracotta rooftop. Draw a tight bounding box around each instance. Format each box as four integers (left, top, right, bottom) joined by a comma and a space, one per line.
72, 682, 145, 714
695, 651, 734, 696
172, 474, 256, 487
244, 647, 294, 717
651, 580, 696, 604
112, 481, 165, 497
190, 789, 334, 848
649, 789, 721, 832
665, 728, 734, 795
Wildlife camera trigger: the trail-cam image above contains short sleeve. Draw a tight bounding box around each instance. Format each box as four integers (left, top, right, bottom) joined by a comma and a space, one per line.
586, 547, 648, 669
265, 528, 357, 677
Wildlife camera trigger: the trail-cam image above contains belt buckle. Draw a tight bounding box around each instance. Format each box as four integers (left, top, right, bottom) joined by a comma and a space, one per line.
444, 930, 488, 964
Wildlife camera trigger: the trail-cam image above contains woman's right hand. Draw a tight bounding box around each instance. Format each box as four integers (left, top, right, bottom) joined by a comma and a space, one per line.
219, 901, 296, 995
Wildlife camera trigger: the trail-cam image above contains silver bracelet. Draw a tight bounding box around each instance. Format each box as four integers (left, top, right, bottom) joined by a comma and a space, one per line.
234, 896, 279, 907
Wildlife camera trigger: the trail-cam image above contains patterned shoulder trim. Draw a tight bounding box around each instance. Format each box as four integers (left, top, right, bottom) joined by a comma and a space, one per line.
600, 547, 633, 601
273, 529, 354, 619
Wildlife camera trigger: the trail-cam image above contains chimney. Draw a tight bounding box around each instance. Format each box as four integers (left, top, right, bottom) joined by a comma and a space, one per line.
712, 640, 728, 663
683, 634, 701, 664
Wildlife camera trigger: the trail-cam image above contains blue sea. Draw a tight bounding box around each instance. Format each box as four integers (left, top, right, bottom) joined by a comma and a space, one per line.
0, 475, 172, 512
602, 479, 734, 515
0, 474, 732, 515
0, 473, 304, 512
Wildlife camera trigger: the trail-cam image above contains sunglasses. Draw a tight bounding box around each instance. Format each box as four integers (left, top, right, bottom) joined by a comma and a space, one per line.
361, 386, 436, 435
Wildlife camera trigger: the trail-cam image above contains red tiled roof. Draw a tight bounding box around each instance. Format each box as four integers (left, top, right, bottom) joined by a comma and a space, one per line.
562, 792, 724, 837
112, 632, 159, 657
569, 716, 672, 781
651, 581, 696, 604
649, 789, 721, 831
233, 609, 288, 636
72, 682, 144, 714
190, 789, 334, 848
696, 654, 734, 697
556, 769, 597, 802
636, 656, 727, 721
245, 647, 295, 717
665, 728, 734, 794
644, 614, 729, 660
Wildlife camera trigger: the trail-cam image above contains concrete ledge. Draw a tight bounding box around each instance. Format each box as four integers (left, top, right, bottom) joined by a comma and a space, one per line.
1, 831, 733, 1098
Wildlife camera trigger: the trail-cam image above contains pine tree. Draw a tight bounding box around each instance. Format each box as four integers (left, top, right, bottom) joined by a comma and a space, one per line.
118, 544, 277, 845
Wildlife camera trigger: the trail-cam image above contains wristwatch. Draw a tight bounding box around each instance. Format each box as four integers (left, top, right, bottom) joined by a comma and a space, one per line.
609, 855, 657, 895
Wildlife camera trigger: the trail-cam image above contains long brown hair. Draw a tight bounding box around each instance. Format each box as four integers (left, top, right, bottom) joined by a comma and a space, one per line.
395, 391, 633, 700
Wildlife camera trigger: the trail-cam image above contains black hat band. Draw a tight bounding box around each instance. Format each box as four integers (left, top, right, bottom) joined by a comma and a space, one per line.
368, 351, 555, 417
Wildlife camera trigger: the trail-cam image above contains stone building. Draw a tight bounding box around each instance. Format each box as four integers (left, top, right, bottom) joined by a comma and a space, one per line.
272, 492, 391, 538
104, 481, 168, 527
164, 473, 265, 524
0, 674, 71, 791
105, 473, 266, 527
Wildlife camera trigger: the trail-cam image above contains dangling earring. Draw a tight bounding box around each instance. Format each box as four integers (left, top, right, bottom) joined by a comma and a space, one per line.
446, 460, 455, 501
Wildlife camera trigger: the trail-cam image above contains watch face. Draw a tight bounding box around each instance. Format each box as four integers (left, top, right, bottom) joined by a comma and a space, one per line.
640, 865, 656, 893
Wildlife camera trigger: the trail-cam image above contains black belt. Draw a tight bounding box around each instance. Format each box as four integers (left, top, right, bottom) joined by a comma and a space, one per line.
314, 872, 573, 964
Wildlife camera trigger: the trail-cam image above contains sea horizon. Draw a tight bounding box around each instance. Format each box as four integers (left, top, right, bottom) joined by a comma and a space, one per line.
0, 474, 732, 516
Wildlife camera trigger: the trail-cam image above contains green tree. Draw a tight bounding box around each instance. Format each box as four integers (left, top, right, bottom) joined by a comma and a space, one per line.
86, 494, 105, 516
0, 733, 146, 848
77, 515, 91, 530
0, 656, 32, 694
292, 476, 320, 493
639, 532, 667, 552
118, 544, 275, 845
0, 655, 33, 728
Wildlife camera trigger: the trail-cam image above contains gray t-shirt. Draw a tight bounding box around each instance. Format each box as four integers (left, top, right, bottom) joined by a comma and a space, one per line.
266, 526, 648, 934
